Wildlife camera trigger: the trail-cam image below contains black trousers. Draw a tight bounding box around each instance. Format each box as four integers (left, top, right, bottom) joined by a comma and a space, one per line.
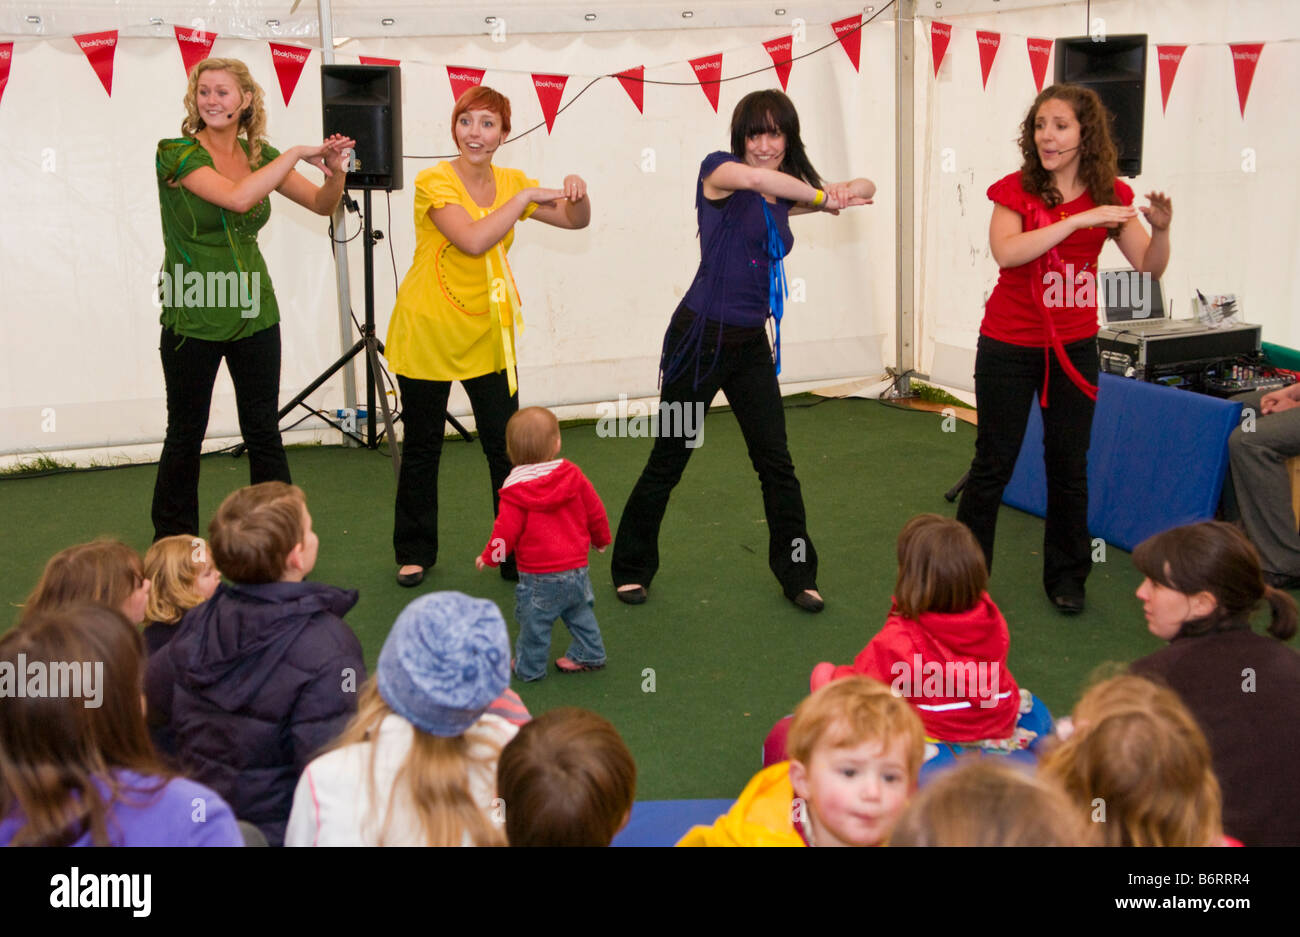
393, 370, 517, 567
611, 325, 818, 599
956, 334, 1098, 598
151, 325, 291, 540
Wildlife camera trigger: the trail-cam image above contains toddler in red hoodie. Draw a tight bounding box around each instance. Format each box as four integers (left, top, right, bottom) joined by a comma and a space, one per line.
477, 407, 612, 681
810, 514, 1022, 744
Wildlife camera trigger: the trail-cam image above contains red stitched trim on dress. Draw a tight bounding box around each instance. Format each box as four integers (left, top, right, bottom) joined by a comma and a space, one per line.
434, 241, 489, 316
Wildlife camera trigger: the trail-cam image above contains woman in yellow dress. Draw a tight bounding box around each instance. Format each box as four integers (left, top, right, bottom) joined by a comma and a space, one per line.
387, 87, 591, 586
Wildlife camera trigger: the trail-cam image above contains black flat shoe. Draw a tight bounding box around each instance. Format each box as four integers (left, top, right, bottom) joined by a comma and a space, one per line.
1051, 593, 1085, 615
616, 585, 647, 605
791, 590, 825, 613
396, 566, 425, 588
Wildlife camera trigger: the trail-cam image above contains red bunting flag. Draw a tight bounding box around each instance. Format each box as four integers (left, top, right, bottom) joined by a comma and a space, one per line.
268, 43, 310, 105
976, 30, 1001, 89
359, 56, 400, 67
831, 15, 862, 71
930, 21, 952, 77
75, 30, 118, 97
1155, 45, 1187, 114
1229, 43, 1264, 118
447, 66, 485, 103
689, 53, 723, 112
1027, 38, 1052, 92
763, 36, 794, 90
614, 66, 645, 114
174, 25, 217, 77
532, 74, 568, 133
0, 43, 12, 108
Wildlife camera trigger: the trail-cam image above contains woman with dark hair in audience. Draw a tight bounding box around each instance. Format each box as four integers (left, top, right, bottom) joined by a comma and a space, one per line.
1129, 520, 1299, 846
0, 604, 243, 846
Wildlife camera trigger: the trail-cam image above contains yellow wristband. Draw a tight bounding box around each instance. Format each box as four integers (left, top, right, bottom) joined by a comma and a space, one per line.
812, 189, 826, 207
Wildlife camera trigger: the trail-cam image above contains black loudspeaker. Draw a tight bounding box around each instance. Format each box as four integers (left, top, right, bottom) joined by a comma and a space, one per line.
321, 65, 402, 191
1054, 34, 1146, 177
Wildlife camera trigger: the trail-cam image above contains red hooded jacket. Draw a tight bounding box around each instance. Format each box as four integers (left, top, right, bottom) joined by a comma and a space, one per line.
823, 593, 1020, 742
478, 460, 611, 574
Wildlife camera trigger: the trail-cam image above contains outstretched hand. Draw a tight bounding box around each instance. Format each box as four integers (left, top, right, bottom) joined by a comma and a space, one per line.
524, 186, 566, 206
1073, 203, 1138, 230
1141, 191, 1173, 232
301, 134, 356, 177
821, 181, 873, 212
560, 174, 588, 202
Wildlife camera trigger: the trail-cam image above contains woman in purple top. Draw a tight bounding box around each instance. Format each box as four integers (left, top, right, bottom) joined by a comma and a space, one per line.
0, 604, 243, 847
611, 90, 875, 612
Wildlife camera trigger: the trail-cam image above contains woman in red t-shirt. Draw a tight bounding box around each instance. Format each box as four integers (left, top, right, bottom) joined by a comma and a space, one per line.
955, 84, 1172, 614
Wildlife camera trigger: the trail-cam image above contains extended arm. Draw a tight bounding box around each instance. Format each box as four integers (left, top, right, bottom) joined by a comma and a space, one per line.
791, 177, 876, 215
176, 135, 352, 215
478, 501, 525, 567
432, 187, 562, 256
276, 136, 356, 216
988, 201, 1137, 268
529, 174, 591, 230
702, 161, 824, 204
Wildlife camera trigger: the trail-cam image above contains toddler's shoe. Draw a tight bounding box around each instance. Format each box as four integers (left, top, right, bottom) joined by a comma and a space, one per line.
555, 656, 605, 674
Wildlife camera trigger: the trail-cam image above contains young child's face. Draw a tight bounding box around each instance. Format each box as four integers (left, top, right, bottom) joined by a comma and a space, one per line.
122, 575, 151, 626
196, 562, 222, 600
297, 505, 320, 577
791, 733, 914, 847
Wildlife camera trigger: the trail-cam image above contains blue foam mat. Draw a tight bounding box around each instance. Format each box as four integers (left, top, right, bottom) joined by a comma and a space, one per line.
1003, 374, 1242, 552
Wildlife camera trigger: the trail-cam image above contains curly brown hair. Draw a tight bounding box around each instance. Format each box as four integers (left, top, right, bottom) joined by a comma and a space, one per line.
181, 57, 269, 167
1017, 84, 1121, 238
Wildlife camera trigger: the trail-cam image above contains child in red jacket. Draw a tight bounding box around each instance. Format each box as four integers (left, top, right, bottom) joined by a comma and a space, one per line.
811, 514, 1022, 742
477, 407, 612, 681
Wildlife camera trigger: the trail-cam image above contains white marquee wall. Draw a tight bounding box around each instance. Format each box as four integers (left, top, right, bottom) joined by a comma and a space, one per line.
915, 0, 1300, 389
1, 0, 1297, 460
0, 3, 894, 460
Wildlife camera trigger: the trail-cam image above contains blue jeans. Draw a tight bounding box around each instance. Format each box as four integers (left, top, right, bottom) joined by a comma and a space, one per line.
514, 567, 606, 681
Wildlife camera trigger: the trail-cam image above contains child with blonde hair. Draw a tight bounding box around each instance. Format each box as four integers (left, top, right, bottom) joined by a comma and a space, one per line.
1039, 674, 1226, 846
476, 406, 611, 680
141, 535, 222, 656
679, 678, 924, 847
22, 539, 151, 627
890, 759, 1092, 846
286, 592, 517, 846
145, 481, 364, 846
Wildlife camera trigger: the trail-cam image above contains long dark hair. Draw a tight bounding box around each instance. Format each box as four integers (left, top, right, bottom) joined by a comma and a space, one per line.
1132, 521, 1297, 641
1017, 83, 1121, 236
1, 604, 168, 846
729, 89, 823, 189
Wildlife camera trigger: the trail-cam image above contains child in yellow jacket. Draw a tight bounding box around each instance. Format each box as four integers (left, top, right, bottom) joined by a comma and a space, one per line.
678, 678, 925, 846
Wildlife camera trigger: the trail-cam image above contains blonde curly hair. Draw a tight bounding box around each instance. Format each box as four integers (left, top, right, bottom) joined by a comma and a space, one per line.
181, 57, 268, 167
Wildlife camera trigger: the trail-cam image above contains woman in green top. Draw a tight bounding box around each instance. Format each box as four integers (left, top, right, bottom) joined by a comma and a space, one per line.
152, 57, 354, 540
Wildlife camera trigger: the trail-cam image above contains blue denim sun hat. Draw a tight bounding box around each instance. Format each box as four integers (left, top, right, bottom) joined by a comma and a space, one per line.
377, 592, 510, 737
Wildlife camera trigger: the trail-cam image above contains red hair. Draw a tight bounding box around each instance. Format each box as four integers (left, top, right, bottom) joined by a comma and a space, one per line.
450, 86, 511, 144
